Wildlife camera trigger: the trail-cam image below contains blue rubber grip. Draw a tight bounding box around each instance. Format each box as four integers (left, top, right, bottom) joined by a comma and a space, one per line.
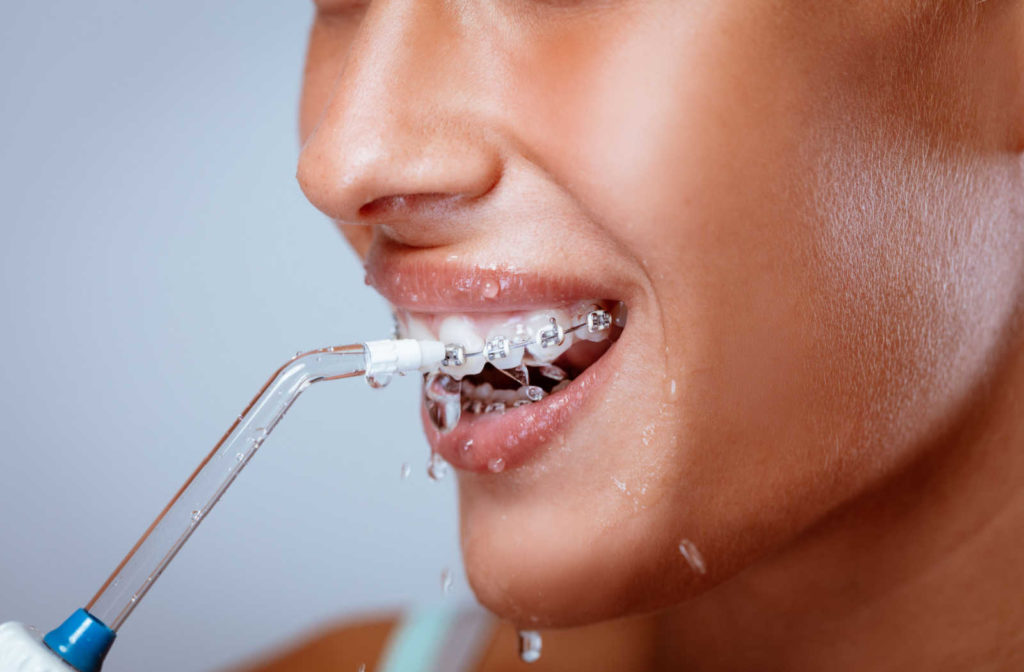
43, 608, 116, 672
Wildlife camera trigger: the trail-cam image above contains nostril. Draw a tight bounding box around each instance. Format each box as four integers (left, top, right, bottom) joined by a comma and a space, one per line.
358, 192, 466, 219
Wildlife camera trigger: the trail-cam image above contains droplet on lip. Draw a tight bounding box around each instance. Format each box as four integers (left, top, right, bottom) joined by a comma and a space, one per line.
487, 457, 506, 473
482, 280, 500, 299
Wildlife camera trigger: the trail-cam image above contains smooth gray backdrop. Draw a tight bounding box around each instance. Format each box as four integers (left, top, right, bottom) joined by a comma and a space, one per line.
0, 3, 465, 671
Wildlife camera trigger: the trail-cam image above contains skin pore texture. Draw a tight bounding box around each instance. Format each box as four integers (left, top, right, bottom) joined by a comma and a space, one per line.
296, 1, 1024, 669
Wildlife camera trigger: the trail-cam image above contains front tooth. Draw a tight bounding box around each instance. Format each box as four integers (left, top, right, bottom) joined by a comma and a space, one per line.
484, 320, 527, 369
525, 310, 574, 362
401, 313, 435, 342
439, 316, 486, 379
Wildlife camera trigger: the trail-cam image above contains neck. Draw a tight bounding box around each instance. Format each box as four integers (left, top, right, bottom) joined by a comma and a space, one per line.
652, 336, 1024, 671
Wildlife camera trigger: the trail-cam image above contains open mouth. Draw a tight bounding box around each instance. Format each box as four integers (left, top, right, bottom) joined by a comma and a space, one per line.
457, 333, 618, 414
396, 299, 626, 423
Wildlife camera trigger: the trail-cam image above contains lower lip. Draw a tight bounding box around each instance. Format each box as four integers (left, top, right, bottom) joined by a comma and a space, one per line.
421, 335, 623, 473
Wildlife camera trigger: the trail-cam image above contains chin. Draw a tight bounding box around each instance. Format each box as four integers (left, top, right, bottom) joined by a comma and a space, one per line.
455, 457, 720, 629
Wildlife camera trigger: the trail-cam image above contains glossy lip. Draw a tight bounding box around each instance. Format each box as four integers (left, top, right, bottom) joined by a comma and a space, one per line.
364, 243, 631, 472
364, 244, 621, 313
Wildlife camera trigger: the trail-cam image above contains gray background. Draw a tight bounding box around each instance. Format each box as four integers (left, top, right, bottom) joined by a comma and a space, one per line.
0, 3, 466, 670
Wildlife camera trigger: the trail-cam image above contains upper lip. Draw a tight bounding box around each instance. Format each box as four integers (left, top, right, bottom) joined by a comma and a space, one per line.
364, 239, 624, 313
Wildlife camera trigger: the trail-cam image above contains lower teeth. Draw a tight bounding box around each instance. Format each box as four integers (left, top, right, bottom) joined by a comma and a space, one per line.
426, 361, 580, 427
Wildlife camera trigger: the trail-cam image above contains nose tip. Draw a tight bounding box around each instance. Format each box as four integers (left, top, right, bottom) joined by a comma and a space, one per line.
297, 126, 502, 223
297, 1, 507, 236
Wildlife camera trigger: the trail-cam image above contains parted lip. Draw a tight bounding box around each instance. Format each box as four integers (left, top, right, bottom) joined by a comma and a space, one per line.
363, 239, 632, 473
363, 243, 622, 314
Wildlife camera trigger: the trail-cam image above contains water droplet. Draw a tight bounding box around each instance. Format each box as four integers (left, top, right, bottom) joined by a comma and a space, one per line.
441, 567, 453, 596
523, 386, 545, 402
678, 539, 707, 575
484, 402, 506, 414
427, 453, 449, 481
487, 457, 506, 473
538, 364, 568, 381
357, 664, 366, 672
294, 351, 303, 359
400, 462, 411, 480
482, 280, 500, 299
424, 372, 462, 433
190, 510, 202, 523
235, 452, 244, 462
668, 378, 678, 400
461, 439, 474, 454
518, 630, 543, 663
366, 373, 393, 389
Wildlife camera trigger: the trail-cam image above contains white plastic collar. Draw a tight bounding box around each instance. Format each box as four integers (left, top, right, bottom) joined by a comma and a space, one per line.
363, 339, 446, 377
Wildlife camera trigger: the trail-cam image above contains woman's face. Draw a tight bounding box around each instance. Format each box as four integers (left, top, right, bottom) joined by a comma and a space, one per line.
297, 1, 1023, 627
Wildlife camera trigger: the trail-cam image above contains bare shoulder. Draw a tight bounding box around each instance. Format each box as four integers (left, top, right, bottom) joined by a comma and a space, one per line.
226, 614, 398, 672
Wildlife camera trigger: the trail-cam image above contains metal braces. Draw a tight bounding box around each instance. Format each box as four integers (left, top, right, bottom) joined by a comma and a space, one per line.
441, 309, 613, 368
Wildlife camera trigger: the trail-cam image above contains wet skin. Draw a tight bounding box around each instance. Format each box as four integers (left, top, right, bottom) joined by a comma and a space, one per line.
296, 1, 1024, 669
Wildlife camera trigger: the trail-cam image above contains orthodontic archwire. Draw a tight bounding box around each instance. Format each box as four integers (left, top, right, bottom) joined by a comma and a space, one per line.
437, 308, 615, 370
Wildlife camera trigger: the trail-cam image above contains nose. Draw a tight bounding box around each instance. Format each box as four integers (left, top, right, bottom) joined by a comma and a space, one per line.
297, 2, 503, 228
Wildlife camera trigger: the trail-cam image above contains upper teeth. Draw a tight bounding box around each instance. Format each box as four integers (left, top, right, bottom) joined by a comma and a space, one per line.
437, 316, 486, 379
396, 300, 621, 380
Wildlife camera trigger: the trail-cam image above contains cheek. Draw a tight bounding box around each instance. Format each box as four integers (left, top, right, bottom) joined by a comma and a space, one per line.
496, 0, 1022, 616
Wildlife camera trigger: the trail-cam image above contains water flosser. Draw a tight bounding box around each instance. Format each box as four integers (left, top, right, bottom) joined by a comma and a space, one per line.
0, 339, 445, 672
